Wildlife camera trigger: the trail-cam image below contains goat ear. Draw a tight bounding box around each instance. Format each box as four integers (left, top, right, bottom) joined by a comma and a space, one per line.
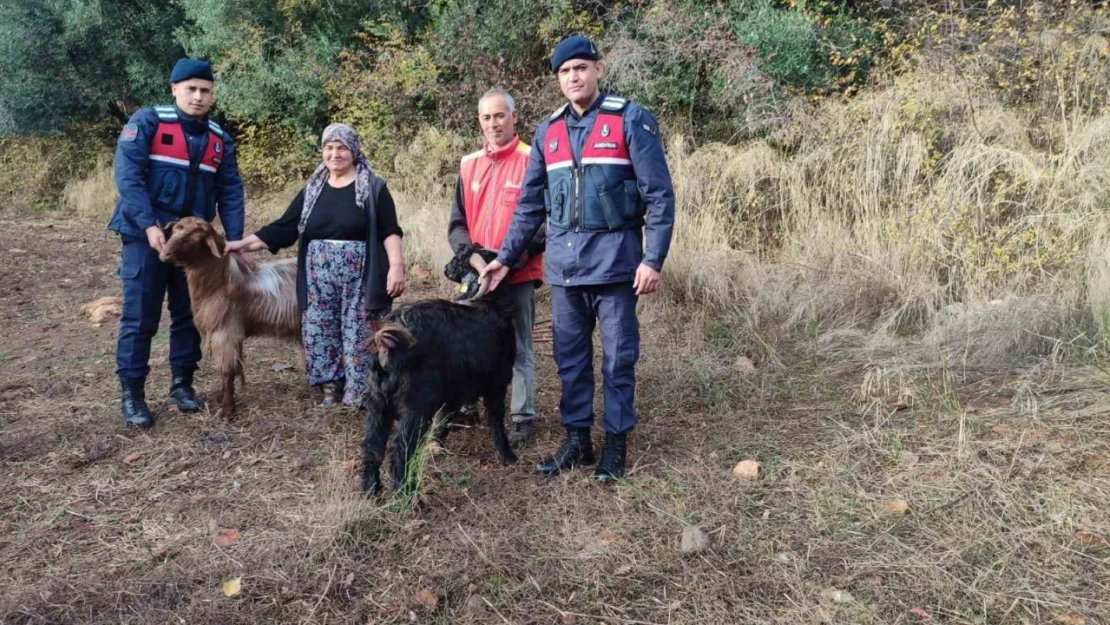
206, 235, 224, 259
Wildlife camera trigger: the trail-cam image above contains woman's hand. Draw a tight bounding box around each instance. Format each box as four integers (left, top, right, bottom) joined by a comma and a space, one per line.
225, 235, 265, 254
386, 263, 406, 297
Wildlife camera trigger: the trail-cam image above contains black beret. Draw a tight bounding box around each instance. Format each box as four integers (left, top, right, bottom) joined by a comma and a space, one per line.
551, 35, 599, 72
169, 58, 215, 84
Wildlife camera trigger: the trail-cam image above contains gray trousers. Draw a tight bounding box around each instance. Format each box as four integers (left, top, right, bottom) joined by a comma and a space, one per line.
505, 281, 537, 423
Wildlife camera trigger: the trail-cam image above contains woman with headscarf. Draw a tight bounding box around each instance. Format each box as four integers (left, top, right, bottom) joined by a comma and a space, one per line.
226, 123, 406, 406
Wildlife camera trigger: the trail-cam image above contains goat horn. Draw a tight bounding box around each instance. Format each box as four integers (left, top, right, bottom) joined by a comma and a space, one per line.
206, 236, 223, 259
472, 274, 492, 300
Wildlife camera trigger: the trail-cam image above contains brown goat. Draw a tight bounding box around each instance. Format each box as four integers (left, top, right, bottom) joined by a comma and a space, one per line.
159, 217, 300, 416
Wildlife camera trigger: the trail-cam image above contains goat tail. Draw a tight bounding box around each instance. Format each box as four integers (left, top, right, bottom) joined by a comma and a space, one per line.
370, 323, 416, 369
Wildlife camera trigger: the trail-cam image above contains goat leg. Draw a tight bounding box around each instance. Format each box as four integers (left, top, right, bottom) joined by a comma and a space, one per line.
220, 371, 236, 418
389, 408, 430, 494
359, 396, 392, 495
483, 391, 517, 465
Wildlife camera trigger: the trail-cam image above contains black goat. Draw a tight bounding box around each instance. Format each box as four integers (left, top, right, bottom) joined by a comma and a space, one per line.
359, 246, 517, 495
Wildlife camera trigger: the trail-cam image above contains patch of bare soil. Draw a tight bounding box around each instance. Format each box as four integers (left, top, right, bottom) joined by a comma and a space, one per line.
1, 217, 1108, 625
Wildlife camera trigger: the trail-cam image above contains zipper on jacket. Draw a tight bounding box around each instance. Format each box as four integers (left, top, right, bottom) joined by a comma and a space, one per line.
572, 167, 581, 232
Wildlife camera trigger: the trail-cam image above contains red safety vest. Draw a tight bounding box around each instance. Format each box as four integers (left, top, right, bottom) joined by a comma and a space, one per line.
459, 137, 544, 284
149, 105, 225, 173
541, 95, 641, 232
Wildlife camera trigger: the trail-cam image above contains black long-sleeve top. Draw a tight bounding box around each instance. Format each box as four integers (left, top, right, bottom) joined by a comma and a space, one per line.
255, 178, 402, 313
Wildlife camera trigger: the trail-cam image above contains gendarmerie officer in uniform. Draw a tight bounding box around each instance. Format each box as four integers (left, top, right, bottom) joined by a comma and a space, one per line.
483, 36, 676, 482
108, 58, 245, 427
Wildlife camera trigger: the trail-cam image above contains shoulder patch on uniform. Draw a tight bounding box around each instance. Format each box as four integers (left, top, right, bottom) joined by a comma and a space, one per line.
515, 140, 531, 155
207, 120, 224, 137
119, 124, 139, 142
461, 149, 484, 164
155, 104, 178, 121
550, 103, 569, 120
601, 96, 628, 112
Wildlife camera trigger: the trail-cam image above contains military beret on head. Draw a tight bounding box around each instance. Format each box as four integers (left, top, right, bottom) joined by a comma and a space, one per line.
169, 58, 214, 84
551, 35, 599, 72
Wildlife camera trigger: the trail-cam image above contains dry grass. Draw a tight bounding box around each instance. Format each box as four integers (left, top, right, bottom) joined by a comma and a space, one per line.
62, 158, 117, 221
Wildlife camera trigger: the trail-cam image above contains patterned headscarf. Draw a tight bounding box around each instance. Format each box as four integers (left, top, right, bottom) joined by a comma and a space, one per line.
297, 123, 375, 234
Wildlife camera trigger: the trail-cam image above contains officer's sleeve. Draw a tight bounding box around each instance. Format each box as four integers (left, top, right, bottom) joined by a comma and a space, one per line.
626, 106, 675, 272
496, 126, 548, 268
112, 111, 159, 232
447, 176, 473, 254
215, 132, 246, 241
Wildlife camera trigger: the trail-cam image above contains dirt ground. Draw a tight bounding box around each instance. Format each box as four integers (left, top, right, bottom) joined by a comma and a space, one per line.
1, 217, 1108, 625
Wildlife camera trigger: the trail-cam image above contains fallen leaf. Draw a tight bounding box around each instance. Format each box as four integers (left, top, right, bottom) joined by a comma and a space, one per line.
342, 572, 354, 587
991, 424, 1012, 436
1074, 531, 1110, 550
561, 614, 578, 625
414, 587, 438, 611
909, 607, 932, 622
214, 528, 242, 548
887, 399, 910, 411
615, 564, 633, 575
882, 499, 910, 517
222, 576, 241, 597
732, 459, 761, 481
761, 509, 771, 520
861, 574, 882, 586
464, 594, 487, 616
122, 453, 142, 465
733, 356, 756, 374
998, 397, 1012, 406
821, 588, 854, 604
814, 606, 834, 623
466, 582, 479, 596
679, 526, 710, 555
151, 544, 176, 559
1055, 613, 1087, 625
270, 363, 293, 372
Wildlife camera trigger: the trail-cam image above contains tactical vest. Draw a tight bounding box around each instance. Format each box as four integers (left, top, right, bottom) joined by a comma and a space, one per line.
542, 95, 643, 232
149, 104, 225, 174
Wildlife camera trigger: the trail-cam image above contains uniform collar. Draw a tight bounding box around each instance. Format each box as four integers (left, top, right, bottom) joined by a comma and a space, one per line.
174, 105, 209, 135
567, 90, 606, 122
485, 135, 521, 161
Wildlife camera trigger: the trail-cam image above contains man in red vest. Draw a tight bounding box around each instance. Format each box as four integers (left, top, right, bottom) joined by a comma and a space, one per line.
448, 88, 546, 446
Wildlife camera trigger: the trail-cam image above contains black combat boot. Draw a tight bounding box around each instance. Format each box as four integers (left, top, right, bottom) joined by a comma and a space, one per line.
537, 427, 595, 474
507, 419, 534, 447
120, 376, 154, 428
166, 367, 200, 413
593, 432, 628, 484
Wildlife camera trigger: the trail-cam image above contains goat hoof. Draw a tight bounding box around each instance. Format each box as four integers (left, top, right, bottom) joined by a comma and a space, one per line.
501, 451, 518, 465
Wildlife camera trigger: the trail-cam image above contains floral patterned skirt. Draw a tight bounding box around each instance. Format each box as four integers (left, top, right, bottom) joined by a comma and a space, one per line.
303, 239, 377, 406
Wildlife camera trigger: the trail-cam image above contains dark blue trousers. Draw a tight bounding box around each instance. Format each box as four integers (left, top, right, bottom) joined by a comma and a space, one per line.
116, 237, 201, 379
551, 283, 640, 435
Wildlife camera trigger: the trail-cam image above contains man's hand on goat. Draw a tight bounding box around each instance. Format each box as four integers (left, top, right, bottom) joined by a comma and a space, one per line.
480, 260, 511, 293
387, 264, 406, 297
633, 263, 662, 296
145, 226, 166, 253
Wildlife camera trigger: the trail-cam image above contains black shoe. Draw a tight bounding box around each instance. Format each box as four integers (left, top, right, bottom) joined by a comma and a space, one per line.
594, 432, 628, 484
507, 420, 534, 447
166, 367, 200, 413
537, 427, 595, 474
120, 376, 154, 428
